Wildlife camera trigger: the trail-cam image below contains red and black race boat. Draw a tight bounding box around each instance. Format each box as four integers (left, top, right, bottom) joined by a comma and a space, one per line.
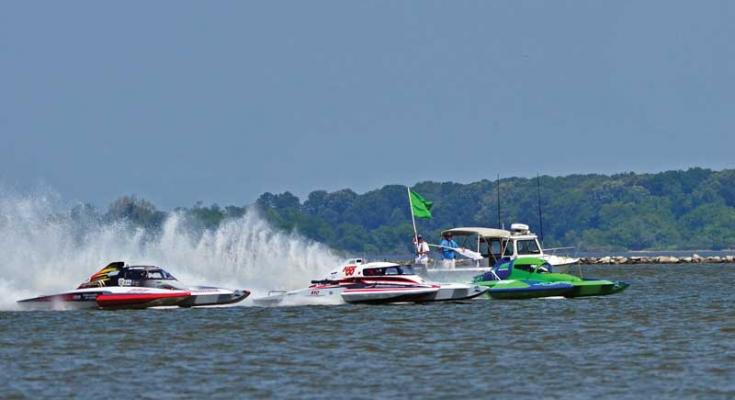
18, 262, 250, 310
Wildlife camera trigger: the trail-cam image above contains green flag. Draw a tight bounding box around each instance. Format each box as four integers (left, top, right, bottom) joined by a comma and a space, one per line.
410, 190, 433, 219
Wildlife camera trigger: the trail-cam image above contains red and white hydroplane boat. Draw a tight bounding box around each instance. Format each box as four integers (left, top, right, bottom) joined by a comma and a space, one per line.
253, 259, 487, 306
18, 262, 250, 310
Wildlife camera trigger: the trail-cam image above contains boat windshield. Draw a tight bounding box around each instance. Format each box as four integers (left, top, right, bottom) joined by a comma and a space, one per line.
146, 269, 177, 280
125, 268, 177, 281
516, 240, 541, 255
514, 263, 535, 272
363, 266, 416, 276
503, 241, 515, 257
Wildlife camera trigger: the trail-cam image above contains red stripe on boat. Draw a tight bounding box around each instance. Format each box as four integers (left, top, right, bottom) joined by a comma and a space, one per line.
344, 288, 433, 293
96, 291, 191, 306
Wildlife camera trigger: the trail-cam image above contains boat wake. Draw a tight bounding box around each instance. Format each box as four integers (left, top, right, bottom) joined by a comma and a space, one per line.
0, 192, 342, 310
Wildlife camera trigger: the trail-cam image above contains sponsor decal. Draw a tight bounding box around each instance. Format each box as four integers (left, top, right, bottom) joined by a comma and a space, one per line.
530, 282, 564, 287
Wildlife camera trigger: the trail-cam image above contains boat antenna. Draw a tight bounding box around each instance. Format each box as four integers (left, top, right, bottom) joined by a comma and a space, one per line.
536, 173, 544, 245
497, 174, 503, 229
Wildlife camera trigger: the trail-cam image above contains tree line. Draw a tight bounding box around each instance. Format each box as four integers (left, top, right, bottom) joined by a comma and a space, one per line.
70, 168, 735, 254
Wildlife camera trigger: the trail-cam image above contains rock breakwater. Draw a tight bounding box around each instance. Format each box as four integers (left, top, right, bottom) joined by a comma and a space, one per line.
578, 254, 735, 265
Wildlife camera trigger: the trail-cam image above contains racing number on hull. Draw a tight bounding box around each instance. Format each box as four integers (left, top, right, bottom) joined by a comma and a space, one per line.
342, 265, 356, 276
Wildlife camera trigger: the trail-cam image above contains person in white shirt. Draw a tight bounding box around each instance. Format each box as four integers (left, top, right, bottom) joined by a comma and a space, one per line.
414, 234, 431, 266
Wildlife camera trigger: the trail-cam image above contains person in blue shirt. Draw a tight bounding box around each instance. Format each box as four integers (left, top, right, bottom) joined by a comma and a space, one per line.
440, 232, 458, 269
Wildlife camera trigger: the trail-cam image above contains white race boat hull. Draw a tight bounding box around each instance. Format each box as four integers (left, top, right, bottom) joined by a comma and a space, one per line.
254, 284, 443, 306
254, 259, 487, 306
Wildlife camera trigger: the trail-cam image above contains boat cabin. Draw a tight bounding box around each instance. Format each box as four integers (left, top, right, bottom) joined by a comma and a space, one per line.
441, 223, 544, 267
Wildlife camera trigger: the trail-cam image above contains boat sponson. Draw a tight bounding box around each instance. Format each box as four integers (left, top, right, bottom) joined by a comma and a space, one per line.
177, 289, 250, 307
488, 281, 575, 300
341, 287, 438, 304
566, 280, 629, 297
432, 285, 488, 301
96, 291, 191, 309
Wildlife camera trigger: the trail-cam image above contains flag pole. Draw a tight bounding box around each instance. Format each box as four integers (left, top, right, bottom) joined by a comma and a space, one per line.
497, 174, 503, 229
536, 173, 544, 246
407, 186, 419, 253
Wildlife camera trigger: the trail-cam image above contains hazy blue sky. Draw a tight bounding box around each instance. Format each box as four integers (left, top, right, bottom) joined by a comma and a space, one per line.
2, 1, 734, 208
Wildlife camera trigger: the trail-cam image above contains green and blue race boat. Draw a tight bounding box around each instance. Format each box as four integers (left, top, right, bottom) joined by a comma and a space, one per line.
473, 257, 629, 299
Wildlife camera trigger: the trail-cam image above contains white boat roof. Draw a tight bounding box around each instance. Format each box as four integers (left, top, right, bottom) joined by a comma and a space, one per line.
442, 227, 511, 239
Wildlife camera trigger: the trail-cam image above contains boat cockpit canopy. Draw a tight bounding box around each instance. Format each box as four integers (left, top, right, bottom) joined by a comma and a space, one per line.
122, 266, 177, 281
79, 263, 179, 289
363, 265, 416, 277
476, 258, 553, 281
511, 261, 551, 273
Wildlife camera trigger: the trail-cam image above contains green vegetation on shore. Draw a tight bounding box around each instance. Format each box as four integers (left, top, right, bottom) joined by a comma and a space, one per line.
75, 168, 735, 254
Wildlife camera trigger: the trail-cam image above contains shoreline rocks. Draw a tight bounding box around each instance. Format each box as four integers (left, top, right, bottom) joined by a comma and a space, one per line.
578, 254, 735, 265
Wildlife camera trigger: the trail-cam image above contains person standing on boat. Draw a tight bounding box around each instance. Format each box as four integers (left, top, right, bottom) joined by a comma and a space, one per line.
440, 232, 458, 269
414, 234, 430, 266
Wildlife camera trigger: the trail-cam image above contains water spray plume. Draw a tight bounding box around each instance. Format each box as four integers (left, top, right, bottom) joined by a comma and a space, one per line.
0, 191, 341, 309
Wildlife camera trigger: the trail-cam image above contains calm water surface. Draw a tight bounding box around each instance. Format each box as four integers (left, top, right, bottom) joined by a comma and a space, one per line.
2, 264, 734, 399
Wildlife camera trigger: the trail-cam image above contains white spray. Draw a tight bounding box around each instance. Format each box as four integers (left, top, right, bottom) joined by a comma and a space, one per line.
0, 192, 342, 309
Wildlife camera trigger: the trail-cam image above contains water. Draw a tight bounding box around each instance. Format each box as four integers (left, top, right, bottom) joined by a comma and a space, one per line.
2, 264, 734, 399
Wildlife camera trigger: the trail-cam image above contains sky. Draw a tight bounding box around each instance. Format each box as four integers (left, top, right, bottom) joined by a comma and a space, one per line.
2, 1, 734, 209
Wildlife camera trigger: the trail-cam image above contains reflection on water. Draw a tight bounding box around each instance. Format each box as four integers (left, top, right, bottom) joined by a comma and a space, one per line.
1, 264, 734, 399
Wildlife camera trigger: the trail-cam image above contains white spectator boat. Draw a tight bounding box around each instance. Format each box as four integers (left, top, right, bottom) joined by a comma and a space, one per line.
416, 223, 579, 281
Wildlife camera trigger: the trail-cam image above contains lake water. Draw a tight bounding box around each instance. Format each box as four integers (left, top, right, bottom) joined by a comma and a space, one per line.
1, 264, 734, 399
